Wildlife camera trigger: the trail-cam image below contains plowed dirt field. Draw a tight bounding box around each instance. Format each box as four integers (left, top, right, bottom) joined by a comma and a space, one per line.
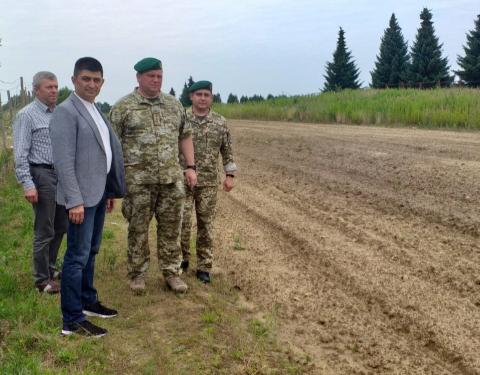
214, 120, 480, 374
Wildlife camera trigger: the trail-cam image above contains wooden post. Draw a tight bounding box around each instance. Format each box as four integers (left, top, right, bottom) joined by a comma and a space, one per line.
0, 93, 6, 151
7, 90, 13, 121
20, 76, 26, 107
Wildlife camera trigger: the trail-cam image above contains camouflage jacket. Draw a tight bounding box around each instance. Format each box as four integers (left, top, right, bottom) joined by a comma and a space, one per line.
110, 89, 191, 185
181, 108, 237, 187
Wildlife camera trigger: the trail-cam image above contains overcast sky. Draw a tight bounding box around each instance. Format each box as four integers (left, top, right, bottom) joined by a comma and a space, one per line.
0, 0, 478, 103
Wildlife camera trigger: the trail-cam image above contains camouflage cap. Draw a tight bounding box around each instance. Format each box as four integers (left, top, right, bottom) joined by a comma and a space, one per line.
188, 80, 212, 93
134, 57, 162, 73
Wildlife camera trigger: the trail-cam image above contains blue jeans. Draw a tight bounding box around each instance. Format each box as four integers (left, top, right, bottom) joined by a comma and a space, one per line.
61, 195, 106, 326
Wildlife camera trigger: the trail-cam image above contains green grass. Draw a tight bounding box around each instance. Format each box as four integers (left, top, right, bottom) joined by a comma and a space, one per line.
0, 171, 109, 374
214, 88, 480, 129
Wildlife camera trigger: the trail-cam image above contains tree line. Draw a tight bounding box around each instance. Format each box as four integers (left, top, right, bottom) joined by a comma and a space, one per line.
321, 8, 479, 91
173, 8, 480, 104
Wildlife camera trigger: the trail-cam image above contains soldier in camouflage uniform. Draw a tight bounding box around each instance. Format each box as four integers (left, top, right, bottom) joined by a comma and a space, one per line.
180, 81, 237, 283
110, 58, 197, 294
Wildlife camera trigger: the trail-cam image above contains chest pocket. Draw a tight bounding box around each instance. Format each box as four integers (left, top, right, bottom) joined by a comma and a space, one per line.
125, 108, 151, 135
155, 105, 181, 135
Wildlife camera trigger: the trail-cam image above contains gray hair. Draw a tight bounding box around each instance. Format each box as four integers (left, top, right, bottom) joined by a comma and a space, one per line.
32, 71, 57, 89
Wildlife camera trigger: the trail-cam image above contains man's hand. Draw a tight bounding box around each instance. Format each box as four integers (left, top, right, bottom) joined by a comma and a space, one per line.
223, 176, 234, 192
24, 188, 38, 203
69, 204, 85, 224
106, 198, 115, 213
185, 169, 197, 188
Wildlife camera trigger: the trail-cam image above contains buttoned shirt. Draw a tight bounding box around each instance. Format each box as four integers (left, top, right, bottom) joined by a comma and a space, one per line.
74, 93, 112, 173
110, 89, 190, 185
13, 98, 54, 191
180, 107, 237, 187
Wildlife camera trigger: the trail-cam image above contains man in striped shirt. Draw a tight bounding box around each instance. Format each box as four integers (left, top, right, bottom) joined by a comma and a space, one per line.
13, 71, 68, 294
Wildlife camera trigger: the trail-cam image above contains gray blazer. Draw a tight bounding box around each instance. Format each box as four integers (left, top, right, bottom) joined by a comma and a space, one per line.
50, 93, 126, 209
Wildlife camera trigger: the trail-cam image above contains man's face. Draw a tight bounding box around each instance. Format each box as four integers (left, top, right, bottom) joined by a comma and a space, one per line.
34, 79, 58, 108
137, 69, 162, 98
72, 70, 104, 102
190, 89, 213, 111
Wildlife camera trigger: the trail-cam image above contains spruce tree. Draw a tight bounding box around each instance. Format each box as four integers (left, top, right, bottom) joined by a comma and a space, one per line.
371, 13, 410, 88
323, 27, 361, 91
456, 14, 480, 87
213, 93, 222, 103
409, 8, 453, 88
227, 94, 239, 104
179, 76, 194, 107
169, 87, 176, 97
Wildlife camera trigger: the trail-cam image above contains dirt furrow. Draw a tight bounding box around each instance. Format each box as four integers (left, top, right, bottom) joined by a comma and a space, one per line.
213, 120, 480, 374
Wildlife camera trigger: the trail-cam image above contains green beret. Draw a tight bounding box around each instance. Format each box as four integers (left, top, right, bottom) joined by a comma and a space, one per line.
189, 80, 212, 93
134, 57, 162, 73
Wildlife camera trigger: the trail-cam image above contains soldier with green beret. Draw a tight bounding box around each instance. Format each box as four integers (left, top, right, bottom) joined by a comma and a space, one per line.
180, 80, 237, 284
110, 57, 197, 294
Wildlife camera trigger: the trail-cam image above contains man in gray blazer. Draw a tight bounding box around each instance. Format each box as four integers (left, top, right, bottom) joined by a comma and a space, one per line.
50, 57, 126, 337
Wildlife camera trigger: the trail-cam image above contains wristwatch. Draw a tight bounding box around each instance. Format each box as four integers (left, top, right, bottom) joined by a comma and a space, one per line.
185, 165, 197, 171
226, 174, 235, 178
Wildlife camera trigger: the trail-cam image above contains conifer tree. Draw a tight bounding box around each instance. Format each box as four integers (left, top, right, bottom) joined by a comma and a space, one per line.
456, 14, 480, 87
179, 76, 194, 107
213, 93, 222, 103
371, 14, 410, 88
409, 8, 453, 88
227, 93, 239, 104
169, 87, 176, 97
323, 27, 361, 91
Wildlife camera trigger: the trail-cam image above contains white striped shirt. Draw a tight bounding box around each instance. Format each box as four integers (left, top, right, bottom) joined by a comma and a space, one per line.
13, 98, 54, 191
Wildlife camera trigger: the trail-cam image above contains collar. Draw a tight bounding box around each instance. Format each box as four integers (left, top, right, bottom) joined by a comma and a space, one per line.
74, 92, 95, 108
34, 97, 53, 113
186, 107, 212, 123
133, 87, 164, 105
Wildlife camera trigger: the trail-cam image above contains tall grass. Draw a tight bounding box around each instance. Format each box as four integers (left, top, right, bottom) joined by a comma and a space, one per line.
214, 88, 480, 129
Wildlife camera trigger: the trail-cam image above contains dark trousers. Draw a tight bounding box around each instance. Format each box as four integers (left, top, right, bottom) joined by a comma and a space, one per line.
61, 194, 106, 326
30, 166, 68, 285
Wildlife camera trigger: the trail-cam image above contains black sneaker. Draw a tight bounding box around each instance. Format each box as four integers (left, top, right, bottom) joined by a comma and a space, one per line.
83, 301, 118, 318
180, 260, 189, 271
61, 320, 107, 337
196, 270, 210, 284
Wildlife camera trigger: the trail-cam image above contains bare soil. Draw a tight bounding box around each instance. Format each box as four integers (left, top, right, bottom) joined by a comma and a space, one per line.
214, 120, 480, 374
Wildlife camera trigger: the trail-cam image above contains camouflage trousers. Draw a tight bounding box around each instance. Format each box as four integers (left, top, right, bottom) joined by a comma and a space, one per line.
122, 180, 185, 279
181, 185, 218, 272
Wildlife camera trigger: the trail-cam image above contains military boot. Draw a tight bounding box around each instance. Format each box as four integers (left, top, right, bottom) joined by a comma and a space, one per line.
196, 271, 210, 284
130, 275, 146, 295
166, 276, 188, 293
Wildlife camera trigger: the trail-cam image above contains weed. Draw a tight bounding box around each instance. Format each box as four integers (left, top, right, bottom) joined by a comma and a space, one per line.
233, 234, 245, 251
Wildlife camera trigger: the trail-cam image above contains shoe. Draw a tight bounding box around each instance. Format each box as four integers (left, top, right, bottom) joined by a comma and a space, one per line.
36, 280, 60, 294
83, 301, 118, 318
52, 270, 62, 280
130, 276, 146, 294
196, 271, 211, 284
180, 260, 189, 271
166, 276, 188, 293
61, 320, 107, 337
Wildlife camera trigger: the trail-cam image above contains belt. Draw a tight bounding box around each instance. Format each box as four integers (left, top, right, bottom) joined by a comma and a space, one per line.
30, 163, 54, 169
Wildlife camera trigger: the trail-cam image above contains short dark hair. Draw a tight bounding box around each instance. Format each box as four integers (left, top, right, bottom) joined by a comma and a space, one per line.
74, 57, 103, 77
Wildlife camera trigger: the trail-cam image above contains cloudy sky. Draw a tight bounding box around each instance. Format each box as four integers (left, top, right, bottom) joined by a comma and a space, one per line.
0, 0, 478, 103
